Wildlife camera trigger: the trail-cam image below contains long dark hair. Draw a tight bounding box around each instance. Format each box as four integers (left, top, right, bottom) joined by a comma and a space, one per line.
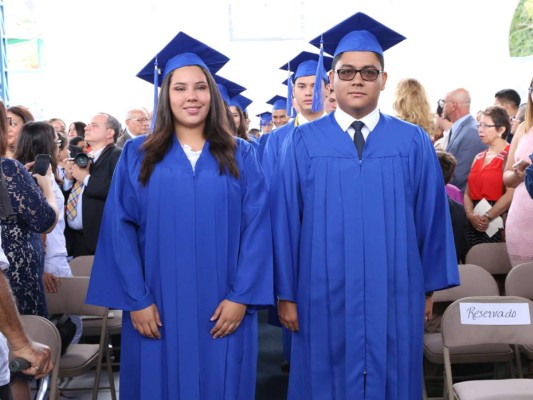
14, 121, 58, 173
0, 101, 7, 156
229, 105, 249, 141
139, 65, 238, 185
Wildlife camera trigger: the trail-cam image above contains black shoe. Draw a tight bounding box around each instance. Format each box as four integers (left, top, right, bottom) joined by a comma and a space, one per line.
280, 361, 290, 373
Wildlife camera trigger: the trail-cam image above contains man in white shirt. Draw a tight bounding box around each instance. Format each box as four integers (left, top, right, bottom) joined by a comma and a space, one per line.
0, 233, 53, 399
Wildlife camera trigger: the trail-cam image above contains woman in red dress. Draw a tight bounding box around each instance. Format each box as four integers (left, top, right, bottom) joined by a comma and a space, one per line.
464, 106, 513, 246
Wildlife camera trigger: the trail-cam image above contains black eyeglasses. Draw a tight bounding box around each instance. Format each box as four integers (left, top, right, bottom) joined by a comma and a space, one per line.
476, 123, 497, 129
336, 68, 382, 82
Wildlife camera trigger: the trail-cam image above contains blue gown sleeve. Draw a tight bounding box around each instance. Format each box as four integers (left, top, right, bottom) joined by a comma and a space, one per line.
226, 141, 274, 307
86, 140, 154, 310
261, 131, 279, 189
269, 130, 305, 302
409, 129, 460, 292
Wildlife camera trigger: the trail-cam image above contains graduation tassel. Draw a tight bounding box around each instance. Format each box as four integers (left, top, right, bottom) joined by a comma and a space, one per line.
286, 63, 295, 118
151, 56, 159, 133
311, 35, 325, 113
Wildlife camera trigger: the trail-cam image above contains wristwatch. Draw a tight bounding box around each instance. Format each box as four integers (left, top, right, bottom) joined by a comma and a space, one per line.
483, 212, 494, 221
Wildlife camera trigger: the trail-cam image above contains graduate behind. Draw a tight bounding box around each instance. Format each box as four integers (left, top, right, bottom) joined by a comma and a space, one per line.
86, 32, 273, 400
271, 12, 460, 400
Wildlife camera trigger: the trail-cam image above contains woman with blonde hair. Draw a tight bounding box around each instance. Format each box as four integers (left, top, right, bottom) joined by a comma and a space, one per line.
393, 78, 436, 138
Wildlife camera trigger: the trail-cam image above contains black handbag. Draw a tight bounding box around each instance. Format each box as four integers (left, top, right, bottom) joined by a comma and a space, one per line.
49, 314, 77, 355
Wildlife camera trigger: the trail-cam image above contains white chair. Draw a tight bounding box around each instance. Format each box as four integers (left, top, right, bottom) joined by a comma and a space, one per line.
442, 296, 533, 399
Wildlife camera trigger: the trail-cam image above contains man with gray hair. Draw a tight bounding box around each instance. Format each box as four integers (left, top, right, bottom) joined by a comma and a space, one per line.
117, 107, 150, 148
442, 88, 487, 192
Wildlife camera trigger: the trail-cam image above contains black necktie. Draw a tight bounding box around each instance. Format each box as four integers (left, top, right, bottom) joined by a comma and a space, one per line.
351, 121, 365, 160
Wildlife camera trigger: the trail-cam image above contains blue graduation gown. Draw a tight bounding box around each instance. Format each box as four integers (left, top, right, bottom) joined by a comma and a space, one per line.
262, 120, 296, 188
526, 163, 533, 199
86, 135, 273, 400
270, 112, 459, 400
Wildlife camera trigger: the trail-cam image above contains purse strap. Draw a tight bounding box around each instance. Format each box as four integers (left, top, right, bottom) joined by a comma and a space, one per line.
0, 159, 16, 222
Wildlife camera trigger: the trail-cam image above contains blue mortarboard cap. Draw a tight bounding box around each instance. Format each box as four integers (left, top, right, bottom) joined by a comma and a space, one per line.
256, 111, 272, 126
137, 32, 230, 130
137, 32, 230, 86
214, 75, 246, 104
229, 94, 252, 111
267, 95, 288, 111
280, 51, 333, 112
279, 51, 333, 82
309, 12, 405, 57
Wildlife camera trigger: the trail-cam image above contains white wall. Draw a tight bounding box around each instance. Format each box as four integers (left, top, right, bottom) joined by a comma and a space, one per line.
6, 0, 532, 129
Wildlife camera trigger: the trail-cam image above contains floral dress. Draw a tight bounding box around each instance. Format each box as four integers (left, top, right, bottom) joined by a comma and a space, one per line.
0, 158, 56, 316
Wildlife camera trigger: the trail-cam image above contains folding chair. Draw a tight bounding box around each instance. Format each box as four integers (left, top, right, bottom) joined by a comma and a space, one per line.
423, 264, 513, 398
14, 315, 62, 400
505, 261, 533, 376
68, 255, 95, 277
68, 256, 122, 370
442, 296, 533, 399
465, 243, 512, 294
46, 276, 116, 400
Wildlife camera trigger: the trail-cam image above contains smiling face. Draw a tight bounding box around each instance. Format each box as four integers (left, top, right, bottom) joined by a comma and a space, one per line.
331, 51, 387, 120
168, 66, 211, 132
229, 105, 241, 128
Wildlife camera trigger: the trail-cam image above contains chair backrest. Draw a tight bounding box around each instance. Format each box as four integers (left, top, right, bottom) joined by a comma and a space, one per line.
18, 315, 61, 400
68, 255, 94, 277
505, 262, 533, 299
433, 264, 499, 303
442, 296, 533, 349
46, 276, 106, 318
465, 243, 512, 275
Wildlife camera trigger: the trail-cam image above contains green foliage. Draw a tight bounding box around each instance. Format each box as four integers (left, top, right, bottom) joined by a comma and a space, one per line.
510, 0, 533, 57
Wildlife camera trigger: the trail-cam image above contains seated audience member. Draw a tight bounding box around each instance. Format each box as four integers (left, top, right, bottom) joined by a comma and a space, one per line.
63, 113, 122, 257
437, 151, 469, 263
464, 106, 513, 247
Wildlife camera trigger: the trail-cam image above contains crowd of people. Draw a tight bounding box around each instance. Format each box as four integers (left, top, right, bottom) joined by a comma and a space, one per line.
0, 10, 532, 400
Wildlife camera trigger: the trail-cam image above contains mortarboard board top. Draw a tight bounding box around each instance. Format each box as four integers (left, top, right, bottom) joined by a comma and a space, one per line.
279, 51, 334, 82
309, 12, 405, 58
267, 95, 288, 111
214, 75, 246, 104
256, 111, 272, 125
137, 31, 230, 87
229, 94, 252, 111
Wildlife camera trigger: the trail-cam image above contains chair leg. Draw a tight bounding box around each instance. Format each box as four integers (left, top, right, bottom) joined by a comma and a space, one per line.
92, 335, 107, 400
106, 336, 117, 400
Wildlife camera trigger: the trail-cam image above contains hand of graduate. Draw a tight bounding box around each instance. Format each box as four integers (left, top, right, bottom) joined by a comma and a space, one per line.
424, 296, 433, 322
131, 304, 162, 339
209, 299, 246, 339
278, 300, 299, 332
43, 272, 61, 293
